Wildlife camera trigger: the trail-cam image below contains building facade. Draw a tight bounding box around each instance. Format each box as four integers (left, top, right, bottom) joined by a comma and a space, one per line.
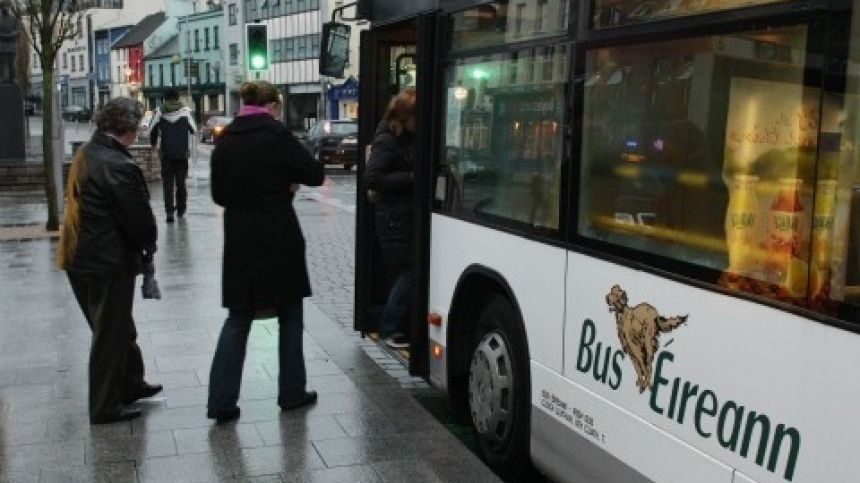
26, 0, 198, 112
94, 25, 130, 108
221, 0, 366, 129
143, 5, 226, 117
111, 13, 168, 100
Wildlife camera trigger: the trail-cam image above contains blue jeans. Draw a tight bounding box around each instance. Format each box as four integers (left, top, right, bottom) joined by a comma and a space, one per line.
379, 270, 413, 339
207, 301, 307, 411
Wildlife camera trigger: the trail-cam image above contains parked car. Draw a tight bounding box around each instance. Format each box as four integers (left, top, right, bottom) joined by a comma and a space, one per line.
23, 100, 34, 116
62, 105, 92, 122
201, 116, 233, 143
305, 120, 358, 170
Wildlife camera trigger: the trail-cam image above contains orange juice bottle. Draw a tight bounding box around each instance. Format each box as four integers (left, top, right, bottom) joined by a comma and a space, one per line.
725, 174, 760, 275
811, 180, 838, 298
768, 178, 807, 296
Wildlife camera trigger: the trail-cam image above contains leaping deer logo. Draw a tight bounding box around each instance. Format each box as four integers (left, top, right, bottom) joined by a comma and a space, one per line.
606, 285, 688, 393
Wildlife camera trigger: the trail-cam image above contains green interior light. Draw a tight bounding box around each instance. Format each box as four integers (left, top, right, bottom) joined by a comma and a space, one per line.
471, 67, 488, 80
251, 54, 266, 70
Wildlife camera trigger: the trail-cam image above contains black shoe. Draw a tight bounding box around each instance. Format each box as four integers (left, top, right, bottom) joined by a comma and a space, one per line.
383, 333, 410, 350
91, 407, 142, 425
280, 391, 318, 411
177, 208, 186, 218
166, 215, 175, 223
207, 407, 240, 423
123, 382, 163, 405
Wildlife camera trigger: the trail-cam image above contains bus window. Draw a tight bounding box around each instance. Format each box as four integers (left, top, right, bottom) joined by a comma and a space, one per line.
440, 45, 568, 233
592, 0, 784, 29
577, 25, 838, 309
449, 0, 569, 53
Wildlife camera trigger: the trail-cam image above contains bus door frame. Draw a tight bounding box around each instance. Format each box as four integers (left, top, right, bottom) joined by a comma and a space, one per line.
354, 13, 438, 376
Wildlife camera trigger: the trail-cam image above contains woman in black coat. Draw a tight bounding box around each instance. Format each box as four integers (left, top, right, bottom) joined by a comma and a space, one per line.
366, 89, 417, 349
58, 98, 162, 424
207, 81, 324, 423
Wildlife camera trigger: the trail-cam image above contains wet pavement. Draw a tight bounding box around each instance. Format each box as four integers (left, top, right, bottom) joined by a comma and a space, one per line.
0, 162, 499, 482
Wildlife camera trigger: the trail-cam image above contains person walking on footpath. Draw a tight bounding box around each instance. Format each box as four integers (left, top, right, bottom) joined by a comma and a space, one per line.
206, 81, 325, 423
149, 88, 197, 223
58, 98, 163, 425
366, 89, 417, 350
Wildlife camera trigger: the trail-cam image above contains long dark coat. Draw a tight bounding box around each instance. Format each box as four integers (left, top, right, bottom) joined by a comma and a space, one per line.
366, 122, 415, 268
211, 114, 324, 310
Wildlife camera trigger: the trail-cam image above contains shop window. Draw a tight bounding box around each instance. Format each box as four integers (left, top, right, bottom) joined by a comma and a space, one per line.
593, 0, 783, 29
576, 25, 860, 316
439, 45, 569, 232
450, 0, 568, 53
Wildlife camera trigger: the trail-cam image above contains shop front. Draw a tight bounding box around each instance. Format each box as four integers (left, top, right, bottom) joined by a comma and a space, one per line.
327, 76, 359, 120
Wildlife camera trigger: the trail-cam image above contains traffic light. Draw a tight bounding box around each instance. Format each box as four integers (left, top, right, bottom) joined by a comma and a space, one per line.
246, 24, 268, 71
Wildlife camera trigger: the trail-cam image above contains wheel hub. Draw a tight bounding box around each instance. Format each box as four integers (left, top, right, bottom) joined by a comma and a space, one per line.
468, 330, 515, 448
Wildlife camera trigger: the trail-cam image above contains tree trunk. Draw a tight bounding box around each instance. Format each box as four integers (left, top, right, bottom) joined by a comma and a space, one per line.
41, 66, 59, 231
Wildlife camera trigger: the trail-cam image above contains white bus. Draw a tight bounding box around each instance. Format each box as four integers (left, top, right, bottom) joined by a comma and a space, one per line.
335, 0, 860, 481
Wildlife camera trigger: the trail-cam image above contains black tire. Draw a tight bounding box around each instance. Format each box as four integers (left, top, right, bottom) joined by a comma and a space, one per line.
468, 295, 531, 479
342, 163, 353, 171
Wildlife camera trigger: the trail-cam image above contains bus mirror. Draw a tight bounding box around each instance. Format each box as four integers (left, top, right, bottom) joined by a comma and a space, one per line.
320, 22, 351, 78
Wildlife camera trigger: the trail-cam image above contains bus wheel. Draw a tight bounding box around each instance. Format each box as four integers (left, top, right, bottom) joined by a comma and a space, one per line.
468, 295, 530, 477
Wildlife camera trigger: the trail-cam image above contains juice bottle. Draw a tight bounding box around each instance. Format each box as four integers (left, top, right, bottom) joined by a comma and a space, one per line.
725, 174, 760, 275
811, 180, 838, 299
767, 178, 807, 296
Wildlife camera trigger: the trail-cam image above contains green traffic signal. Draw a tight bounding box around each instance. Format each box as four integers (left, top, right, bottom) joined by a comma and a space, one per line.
246, 24, 268, 71
251, 54, 266, 70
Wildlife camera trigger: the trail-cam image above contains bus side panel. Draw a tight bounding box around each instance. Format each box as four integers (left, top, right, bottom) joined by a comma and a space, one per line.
427, 214, 567, 372
733, 470, 757, 483
531, 361, 733, 483
563, 251, 860, 483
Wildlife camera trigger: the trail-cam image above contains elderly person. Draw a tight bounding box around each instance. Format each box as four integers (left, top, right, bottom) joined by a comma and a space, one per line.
207, 81, 324, 423
58, 98, 162, 424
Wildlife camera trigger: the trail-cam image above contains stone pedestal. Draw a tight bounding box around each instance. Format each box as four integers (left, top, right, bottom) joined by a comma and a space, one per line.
129, 144, 161, 181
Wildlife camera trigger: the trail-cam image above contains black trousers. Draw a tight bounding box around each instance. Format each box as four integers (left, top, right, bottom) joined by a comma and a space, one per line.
161, 157, 188, 216
68, 272, 146, 421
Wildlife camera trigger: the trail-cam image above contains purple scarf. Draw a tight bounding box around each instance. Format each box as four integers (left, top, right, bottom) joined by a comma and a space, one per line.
237, 105, 271, 117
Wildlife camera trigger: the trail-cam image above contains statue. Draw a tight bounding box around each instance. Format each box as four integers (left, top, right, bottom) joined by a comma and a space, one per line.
0, 5, 25, 163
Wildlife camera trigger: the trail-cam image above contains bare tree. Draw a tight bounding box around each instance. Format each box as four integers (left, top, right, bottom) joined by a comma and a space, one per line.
4, 0, 85, 230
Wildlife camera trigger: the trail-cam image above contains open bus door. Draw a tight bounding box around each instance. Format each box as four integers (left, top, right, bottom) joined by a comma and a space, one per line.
345, 14, 437, 377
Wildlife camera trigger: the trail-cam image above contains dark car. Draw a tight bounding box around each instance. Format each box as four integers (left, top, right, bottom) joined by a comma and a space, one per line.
23, 100, 35, 116
201, 116, 233, 143
62, 105, 92, 122
305, 120, 358, 170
